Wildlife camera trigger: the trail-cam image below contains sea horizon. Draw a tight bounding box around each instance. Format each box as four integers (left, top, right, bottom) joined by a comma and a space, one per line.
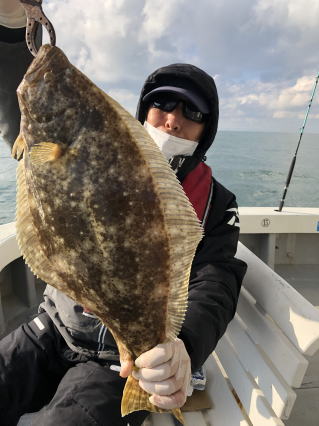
1, 130, 318, 225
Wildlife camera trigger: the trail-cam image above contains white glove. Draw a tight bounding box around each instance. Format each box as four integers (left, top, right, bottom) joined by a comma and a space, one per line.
0, 0, 26, 28
132, 338, 192, 409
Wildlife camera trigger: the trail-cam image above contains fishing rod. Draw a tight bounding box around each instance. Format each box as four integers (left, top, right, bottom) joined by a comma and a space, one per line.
277, 72, 319, 212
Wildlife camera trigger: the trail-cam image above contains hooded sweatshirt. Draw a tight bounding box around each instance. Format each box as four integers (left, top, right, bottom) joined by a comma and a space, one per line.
136, 63, 219, 182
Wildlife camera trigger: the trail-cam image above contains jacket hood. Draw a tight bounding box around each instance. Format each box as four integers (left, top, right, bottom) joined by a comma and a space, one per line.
136, 63, 219, 168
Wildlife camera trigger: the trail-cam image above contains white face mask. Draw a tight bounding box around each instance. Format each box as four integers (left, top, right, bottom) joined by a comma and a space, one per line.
144, 121, 198, 160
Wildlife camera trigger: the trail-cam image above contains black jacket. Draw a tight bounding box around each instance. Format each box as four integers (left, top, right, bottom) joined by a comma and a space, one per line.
180, 179, 246, 369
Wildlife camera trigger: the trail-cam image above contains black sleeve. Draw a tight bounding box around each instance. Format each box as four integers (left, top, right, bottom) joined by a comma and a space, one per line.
0, 25, 41, 148
179, 179, 247, 372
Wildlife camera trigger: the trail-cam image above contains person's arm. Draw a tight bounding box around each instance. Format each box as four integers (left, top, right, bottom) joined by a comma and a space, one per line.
179, 180, 247, 372
0, 0, 26, 29
0, 0, 41, 149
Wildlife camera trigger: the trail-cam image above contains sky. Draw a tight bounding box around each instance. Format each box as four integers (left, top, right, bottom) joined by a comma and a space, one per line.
43, 0, 319, 133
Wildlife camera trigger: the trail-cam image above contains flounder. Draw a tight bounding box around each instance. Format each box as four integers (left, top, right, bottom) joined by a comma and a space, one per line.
13, 45, 203, 421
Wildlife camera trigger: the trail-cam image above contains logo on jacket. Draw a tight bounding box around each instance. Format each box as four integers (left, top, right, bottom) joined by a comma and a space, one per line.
226, 207, 240, 228
169, 155, 187, 172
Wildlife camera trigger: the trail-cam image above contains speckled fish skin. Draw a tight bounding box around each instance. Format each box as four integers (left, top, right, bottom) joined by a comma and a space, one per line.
15, 45, 202, 420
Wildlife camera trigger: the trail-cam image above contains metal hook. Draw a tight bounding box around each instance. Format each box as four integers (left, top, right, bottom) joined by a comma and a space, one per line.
20, 0, 56, 56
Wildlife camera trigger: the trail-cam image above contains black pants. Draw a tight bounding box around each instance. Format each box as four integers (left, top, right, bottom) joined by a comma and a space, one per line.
0, 313, 148, 426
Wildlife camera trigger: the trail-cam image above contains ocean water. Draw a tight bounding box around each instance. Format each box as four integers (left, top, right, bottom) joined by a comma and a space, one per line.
208, 131, 319, 208
0, 141, 17, 225
0, 131, 318, 225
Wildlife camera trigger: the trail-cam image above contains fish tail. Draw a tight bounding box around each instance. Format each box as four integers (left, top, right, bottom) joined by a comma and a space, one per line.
121, 375, 184, 424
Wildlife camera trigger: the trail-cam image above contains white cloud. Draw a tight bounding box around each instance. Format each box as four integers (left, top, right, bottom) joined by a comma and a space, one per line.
41, 0, 319, 132
140, 0, 185, 44
44, 0, 148, 83
107, 89, 139, 116
255, 0, 319, 29
232, 76, 315, 110
219, 74, 319, 131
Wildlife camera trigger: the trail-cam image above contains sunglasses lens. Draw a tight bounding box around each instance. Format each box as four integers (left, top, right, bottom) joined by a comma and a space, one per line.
152, 96, 178, 112
183, 105, 205, 123
151, 95, 206, 123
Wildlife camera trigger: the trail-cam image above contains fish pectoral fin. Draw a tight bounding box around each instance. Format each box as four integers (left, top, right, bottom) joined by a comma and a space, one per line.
30, 142, 65, 164
121, 375, 184, 424
12, 133, 26, 160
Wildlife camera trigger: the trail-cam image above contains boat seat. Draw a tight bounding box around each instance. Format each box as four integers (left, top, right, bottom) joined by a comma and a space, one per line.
0, 222, 20, 272
145, 242, 319, 425
0, 222, 44, 336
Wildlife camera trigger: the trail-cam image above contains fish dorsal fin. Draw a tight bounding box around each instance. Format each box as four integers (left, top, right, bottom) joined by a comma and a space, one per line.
30, 142, 65, 165
16, 160, 61, 286
104, 94, 203, 341
106, 95, 202, 424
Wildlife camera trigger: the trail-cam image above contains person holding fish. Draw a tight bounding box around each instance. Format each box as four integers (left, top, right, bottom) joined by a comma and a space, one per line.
0, 1, 247, 425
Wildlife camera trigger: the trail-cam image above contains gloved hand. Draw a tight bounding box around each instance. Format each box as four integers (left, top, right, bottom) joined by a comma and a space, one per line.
132, 338, 192, 409
0, 0, 26, 28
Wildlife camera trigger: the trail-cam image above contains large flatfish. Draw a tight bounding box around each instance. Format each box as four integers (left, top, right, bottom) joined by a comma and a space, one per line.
13, 45, 203, 421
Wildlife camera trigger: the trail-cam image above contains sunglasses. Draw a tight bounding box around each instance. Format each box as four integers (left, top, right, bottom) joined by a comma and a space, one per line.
150, 95, 207, 123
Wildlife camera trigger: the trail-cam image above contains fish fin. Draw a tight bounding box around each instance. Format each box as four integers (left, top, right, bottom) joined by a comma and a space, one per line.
116, 338, 135, 376
12, 133, 26, 160
16, 160, 59, 285
104, 95, 203, 340
121, 375, 184, 424
30, 142, 65, 165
